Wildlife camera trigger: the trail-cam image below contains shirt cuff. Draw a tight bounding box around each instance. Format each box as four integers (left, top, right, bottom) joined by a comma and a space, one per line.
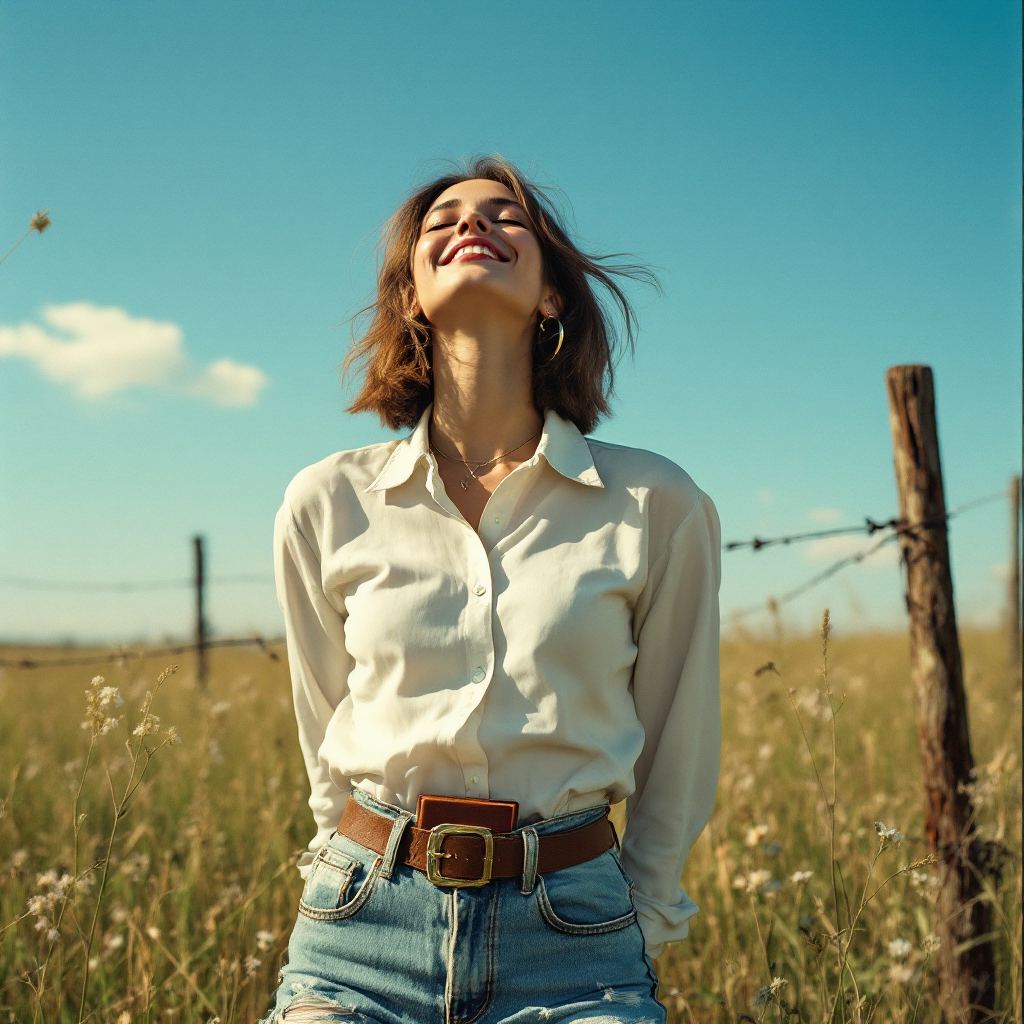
633, 887, 698, 956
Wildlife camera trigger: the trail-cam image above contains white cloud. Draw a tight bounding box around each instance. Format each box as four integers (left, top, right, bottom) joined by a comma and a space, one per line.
189, 359, 268, 407
0, 303, 268, 407
805, 534, 900, 568
809, 507, 843, 523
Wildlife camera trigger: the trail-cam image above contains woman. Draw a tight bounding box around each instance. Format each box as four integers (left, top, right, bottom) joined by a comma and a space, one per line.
266, 157, 721, 1024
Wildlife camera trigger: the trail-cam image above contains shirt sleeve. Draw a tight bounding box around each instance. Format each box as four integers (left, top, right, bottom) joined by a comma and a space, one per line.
622, 490, 722, 958
273, 501, 354, 879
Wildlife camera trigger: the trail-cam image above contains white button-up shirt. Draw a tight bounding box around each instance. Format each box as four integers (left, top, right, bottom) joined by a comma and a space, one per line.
274, 404, 721, 955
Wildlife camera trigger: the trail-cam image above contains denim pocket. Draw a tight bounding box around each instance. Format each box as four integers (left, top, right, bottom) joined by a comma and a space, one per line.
535, 848, 638, 936
298, 841, 382, 922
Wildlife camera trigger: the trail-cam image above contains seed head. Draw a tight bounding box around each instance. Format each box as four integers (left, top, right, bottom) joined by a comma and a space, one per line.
30, 210, 51, 234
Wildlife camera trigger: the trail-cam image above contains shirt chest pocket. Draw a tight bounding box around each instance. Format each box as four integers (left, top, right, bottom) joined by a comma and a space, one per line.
299, 843, 381, 921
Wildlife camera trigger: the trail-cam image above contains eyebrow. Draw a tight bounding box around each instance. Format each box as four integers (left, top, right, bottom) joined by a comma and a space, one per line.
426, 196, 524, 216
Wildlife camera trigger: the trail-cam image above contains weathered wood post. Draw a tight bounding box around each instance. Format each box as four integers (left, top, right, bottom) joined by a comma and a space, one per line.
193, 535, 207, 690
885, 365, 994, 1020
1009, 475, 1021, 677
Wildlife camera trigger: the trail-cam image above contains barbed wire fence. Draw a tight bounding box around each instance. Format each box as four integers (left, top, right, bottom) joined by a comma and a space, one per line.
725, 488, 1006, 623
0, 487, 1011, 670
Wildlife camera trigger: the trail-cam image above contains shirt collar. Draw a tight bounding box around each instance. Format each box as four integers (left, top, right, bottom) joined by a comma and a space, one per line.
365, 404, 604, 493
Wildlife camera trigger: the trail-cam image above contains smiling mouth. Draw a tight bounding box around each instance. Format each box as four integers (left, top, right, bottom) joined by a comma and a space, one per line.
441, 239, 508, 265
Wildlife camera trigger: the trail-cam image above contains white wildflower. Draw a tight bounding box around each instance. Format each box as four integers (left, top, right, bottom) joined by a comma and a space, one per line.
753, 977, 788, 1007
889, 963, 915, 985
121, 852, 151, 884
210, 700, 232, 718
103, 932, 124, 955
133, 713, 161, 737
117, 1012, 132, 1024
244, 955, 261, 976
146, 924, 161, 940
875, 821, 905, 848
99, 686, 123, 709
166, 726, 182, 744
744, 824, 769, 847
888, 938, 913, 960
84, 677, 124, 736
255, 929, 275, 951
790, 870, 814, 885
732, 869, 774, 894
11, 849, 28, 868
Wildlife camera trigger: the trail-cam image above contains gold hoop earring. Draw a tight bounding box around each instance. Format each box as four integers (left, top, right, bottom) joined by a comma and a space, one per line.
538, 315, 564, 362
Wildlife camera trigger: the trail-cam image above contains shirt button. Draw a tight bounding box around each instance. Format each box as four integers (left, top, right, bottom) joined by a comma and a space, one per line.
493, 517, 500, 523
471, 667, 486, 683
473, 584, 486, 596
471, 775, 479, 784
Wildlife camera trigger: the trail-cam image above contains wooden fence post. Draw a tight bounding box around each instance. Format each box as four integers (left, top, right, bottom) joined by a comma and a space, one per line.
193, 535, 207, 691
885, 365, 994, 1020
1009, 475, 1021, 678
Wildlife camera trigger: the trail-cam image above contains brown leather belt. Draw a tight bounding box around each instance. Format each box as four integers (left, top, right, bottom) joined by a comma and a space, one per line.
338, 798, 616, 888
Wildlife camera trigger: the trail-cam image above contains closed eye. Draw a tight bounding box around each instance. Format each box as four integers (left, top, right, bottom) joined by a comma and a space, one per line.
425, 221, 456, 233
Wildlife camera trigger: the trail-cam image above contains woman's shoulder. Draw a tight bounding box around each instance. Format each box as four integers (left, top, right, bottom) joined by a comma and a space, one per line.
280, 439, 400, 522
586, 437, 710, 520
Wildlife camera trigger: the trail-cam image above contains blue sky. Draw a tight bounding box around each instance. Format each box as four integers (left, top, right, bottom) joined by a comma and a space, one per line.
0, 1, 1019, 642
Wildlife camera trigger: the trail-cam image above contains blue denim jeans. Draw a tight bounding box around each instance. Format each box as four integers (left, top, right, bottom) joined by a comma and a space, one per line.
263, 790, 665, 1023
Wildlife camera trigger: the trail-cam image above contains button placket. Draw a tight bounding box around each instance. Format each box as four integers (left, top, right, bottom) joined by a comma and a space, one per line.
451, 461, 537, 798
450, 526, 496, 799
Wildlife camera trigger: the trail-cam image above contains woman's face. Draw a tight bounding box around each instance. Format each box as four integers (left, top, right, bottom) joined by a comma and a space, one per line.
410, 178, 554, 332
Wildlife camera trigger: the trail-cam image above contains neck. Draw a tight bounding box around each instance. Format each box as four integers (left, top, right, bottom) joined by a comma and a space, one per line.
429, 320, 543, 463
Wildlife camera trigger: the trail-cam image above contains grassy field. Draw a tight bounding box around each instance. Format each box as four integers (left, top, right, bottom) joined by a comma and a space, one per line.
0, 622, 1019, 1023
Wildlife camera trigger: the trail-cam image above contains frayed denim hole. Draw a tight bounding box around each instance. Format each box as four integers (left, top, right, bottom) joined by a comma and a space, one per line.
279, 992, 364, 1022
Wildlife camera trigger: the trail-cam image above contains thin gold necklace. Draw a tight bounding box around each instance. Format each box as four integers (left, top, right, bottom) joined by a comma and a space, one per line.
430, 425, 542, 491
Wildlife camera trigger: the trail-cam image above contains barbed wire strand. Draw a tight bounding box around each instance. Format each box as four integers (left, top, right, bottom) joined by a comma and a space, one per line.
726, 489, 1002, 624
0, 636, 285, 670
722, 489, 1004, 553
0, 574, 273, 593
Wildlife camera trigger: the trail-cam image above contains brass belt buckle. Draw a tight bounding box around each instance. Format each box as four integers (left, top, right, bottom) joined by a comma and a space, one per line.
426, 824, 494, 887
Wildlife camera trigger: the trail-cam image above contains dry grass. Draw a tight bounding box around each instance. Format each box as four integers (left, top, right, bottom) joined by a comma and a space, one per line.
0, 623, 1019, 1023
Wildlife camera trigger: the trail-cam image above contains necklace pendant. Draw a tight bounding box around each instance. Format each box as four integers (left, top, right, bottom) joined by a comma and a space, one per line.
460, 479, 469, 490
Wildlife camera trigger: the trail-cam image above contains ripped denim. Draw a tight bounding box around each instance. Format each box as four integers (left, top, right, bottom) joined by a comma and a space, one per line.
261, 790, 664, 1024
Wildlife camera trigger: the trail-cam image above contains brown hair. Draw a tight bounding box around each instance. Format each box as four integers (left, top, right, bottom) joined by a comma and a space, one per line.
343, 156, 657, 435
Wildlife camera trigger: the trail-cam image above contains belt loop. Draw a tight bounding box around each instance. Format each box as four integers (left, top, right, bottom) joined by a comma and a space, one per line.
519, 827, 539, 895
380, 808, 414, 880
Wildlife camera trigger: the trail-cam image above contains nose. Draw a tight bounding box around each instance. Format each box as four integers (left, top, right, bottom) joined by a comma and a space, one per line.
454, 208, 492, 236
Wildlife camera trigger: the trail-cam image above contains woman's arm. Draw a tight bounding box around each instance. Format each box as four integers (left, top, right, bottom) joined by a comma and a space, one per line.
274, 501, 354, 878
622, 490, 722, 959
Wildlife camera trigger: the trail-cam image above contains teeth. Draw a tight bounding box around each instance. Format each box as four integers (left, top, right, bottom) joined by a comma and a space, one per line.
455, 244, 497, 260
